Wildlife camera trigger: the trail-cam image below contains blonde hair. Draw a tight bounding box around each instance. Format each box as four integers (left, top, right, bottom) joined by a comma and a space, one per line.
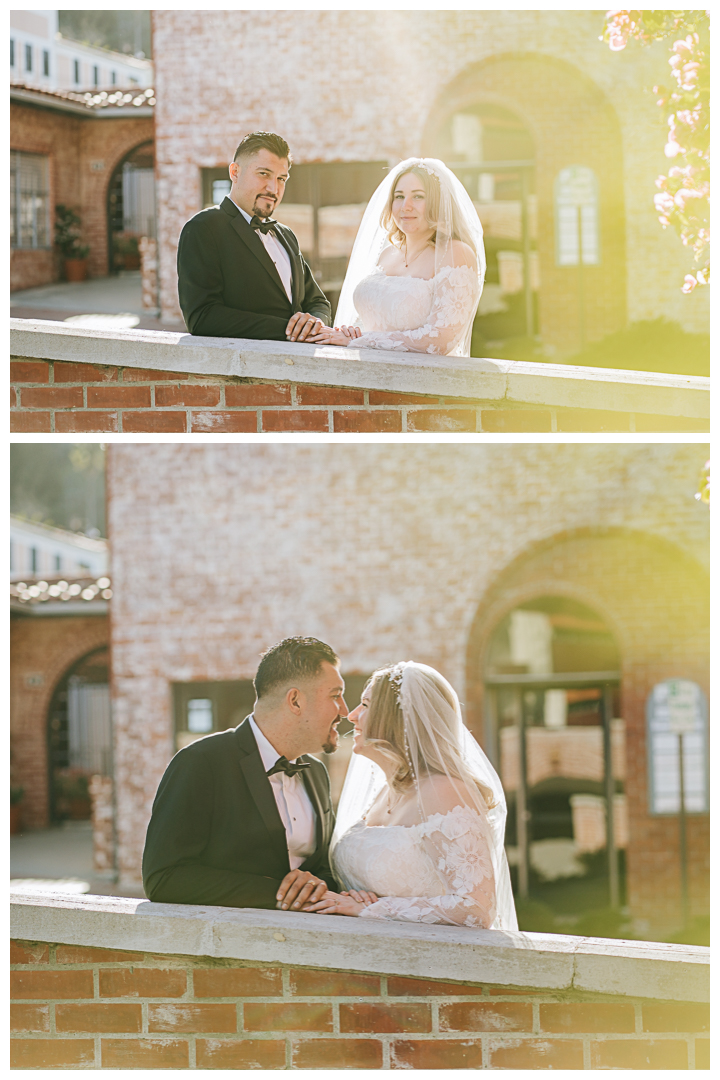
363, 665, 496, 807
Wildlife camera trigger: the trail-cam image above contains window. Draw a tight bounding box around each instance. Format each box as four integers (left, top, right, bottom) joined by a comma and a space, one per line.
11, 151, 51, 249
93, 65, 99, 86
111, 70, 116, 86
25, 43, 33, 72
43, 50, 50, 77
74, 59, 80, 84
555, 166, 600, 266
30, 547, 38, 574
54, 554, 62, 571
11, 39, 15, 67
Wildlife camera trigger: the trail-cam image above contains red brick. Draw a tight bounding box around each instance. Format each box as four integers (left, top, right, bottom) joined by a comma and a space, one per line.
634, 413, 709, 432
190, 410, 257, 432
55, 410, 119, 432
225, 383, 291, 406
11, 969, 94, 999
148, 1003, 237, 1033
481, 409, 552, 432
10, 1004, 50, 1032
695, 1038, 710, 1068
368, 390, 440, 404
56, 1003, 143, 1032
10, 361, 50, 382
261, 409, 329, 431
289, 969, 380, 996
11, 1038, 95, 1069
540, 1002, 635, 1033
244, 1002, 333, 1032
21, 386, 84, 408
406, 408, 477, 432
489, 1037, 585, 1069
391, 1039, 483, 1069
122, 367, 189, 380
10, 410, 51, 431
54, 361, 118, 382
340, 1002, 431, 1033
333, 409, 403, 432
590, 1038, 688, 1069
87, 385, 151, 408
297, 385, 364, 405
441, 1001, 532, 1032
194, 967, 283, 998
101, 1038, 190, 1069
292, 1038, 383, 1069
11, 941, 49, 964
388, 976, 485, 996
155, 384, 221, 406
10, 386, 16, 407
556, 408, 632, 432
122, 410, 188, 432
642, 1002, 709, 1033
197, 1038, 286, 1069
99, 967, 187, 998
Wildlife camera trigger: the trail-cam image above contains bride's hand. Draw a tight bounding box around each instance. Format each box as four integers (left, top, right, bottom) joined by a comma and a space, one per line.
307, 327, 356, 347
336, 325, 362, 339
302, 888, 377, 916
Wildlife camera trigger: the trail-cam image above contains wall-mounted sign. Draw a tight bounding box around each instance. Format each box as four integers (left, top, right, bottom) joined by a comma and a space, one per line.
646, 679, 708, 815
554, 165, 600, 266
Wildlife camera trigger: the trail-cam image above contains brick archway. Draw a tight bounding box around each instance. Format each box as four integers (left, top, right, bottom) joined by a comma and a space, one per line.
11, 615, 109, 829
464, 527, 709, 935
423, 53, 627, 355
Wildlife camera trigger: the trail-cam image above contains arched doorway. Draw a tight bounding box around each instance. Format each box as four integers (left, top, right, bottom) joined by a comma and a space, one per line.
107, 140, 155, 274
484, 596, 624, 920
431, 103, 538, 351
46, 647, 111, 823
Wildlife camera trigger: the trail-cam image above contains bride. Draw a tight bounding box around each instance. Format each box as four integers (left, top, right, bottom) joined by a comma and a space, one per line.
305, 662, 517, 929
308, 159, 485, 357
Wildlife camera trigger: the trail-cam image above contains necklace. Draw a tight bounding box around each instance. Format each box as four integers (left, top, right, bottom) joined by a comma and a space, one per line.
403, 242, 430, 269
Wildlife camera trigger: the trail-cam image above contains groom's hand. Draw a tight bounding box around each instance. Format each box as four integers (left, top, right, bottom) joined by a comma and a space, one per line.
286, 312, 326, 342
276, 869, 328, 910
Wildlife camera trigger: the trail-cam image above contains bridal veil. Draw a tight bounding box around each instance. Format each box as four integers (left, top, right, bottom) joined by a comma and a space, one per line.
331, 661, 518, 932
335, 158, 487, 357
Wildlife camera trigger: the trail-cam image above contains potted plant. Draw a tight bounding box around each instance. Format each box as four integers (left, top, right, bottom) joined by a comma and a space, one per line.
10, 786, 24, 834
53, 768, 92, 820
113, 233, 140, 271
55, 204, 90, 282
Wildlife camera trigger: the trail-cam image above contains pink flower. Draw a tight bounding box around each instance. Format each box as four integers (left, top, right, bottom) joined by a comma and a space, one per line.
665, 140, 683, 158
682, 275, 697, 293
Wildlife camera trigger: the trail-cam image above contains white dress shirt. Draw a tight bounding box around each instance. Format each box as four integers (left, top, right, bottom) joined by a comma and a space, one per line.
248, 715, 317, 870
232, 198, 293, 302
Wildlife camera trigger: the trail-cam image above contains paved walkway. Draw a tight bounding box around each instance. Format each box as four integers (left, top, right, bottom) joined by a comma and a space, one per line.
10, 822, 144, 898
11, 273, 185, 333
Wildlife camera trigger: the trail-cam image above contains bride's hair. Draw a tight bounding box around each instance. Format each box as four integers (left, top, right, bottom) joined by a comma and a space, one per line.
381, 166, 444, 249
362, 664, 496, 807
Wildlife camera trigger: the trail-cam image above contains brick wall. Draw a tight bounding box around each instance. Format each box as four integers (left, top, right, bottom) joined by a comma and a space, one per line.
10, 615, 109, 829
152, 9, 709, 340
9, 359, 709, 434
10, 940, 710, 1069
11, 101, 153, 287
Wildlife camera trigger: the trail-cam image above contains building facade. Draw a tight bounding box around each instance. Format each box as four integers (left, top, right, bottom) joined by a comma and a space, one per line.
151, 9, 708, 353
105, 443, 709, 938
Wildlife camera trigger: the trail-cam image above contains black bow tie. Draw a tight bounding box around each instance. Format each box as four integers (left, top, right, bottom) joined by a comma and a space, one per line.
251, 215, 278, 235
267, 756, 311, 779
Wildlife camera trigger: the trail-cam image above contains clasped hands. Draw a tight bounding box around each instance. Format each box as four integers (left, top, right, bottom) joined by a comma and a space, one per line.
285, 312, 362, 347
276, 868, 377, 917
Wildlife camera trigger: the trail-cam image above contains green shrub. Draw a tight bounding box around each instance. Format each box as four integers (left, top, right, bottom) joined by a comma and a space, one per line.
561, 319, 709, 377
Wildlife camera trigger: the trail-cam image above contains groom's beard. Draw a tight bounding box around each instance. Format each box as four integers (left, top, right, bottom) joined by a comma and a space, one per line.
252, 195, 276, 219
322, 738, 338, 755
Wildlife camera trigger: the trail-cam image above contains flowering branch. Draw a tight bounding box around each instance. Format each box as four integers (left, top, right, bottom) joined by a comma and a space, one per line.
601, 11, 709, 291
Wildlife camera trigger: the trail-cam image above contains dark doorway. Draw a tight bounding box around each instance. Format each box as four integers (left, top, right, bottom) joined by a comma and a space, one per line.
107, 140, 155, 274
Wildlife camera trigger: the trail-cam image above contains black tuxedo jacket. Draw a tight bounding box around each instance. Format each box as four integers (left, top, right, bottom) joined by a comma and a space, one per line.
177, 197, 331, 339
142, 718, 338, 908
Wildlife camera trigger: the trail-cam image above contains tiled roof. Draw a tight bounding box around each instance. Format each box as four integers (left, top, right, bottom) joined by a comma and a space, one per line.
11, 82, 155, 110
11, 574, 112, 609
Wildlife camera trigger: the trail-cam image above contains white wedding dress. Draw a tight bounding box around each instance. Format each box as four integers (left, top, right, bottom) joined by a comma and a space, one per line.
331, 802, 498, 928
351, 265, 481, 357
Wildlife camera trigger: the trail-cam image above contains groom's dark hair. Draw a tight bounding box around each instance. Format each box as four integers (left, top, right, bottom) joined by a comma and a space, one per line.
234, 131, 292, 166
254, 637, 339, 700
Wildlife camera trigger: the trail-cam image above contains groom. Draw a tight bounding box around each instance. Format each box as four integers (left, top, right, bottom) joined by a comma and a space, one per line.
142, 637, 347, 911
177, 131, 331, 341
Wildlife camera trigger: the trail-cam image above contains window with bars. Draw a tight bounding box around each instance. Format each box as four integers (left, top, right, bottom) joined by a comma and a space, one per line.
10, 151, 51, 249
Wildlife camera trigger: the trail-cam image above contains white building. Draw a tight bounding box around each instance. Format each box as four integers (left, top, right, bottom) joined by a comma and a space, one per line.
10, 516, 108, 581
10, 10, 152, 92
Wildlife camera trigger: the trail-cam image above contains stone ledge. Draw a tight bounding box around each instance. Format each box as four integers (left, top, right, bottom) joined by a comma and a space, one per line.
10, 893, 709, 1003
10, 319, 709, 420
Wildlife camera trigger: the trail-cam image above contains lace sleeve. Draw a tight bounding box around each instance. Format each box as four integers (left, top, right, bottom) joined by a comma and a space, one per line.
354, 265, 479, 356
358, 806, 497, 928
